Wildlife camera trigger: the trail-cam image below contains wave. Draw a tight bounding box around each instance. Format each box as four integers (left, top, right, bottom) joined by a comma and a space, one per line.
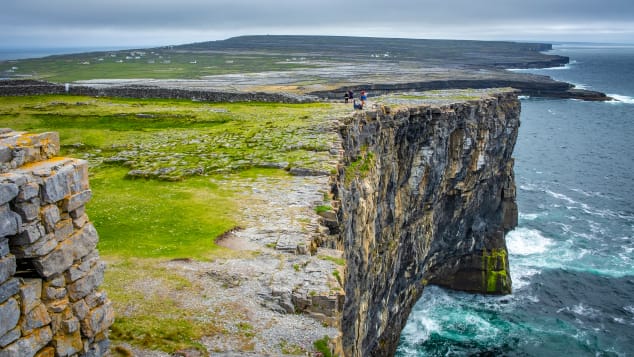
400, 314, 440, 345
507, 228, 553, 256
545, 190, 578, 205
507, 62, 574, 72
607, 94, 634, 104
557, 303, 600, 318
519, 212, 543, 221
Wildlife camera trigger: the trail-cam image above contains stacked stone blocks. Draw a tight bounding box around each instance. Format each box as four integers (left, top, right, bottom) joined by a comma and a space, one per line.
0, 129, 113, 357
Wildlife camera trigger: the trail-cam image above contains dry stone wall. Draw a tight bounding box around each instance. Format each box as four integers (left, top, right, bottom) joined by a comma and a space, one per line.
0, 129, 113, 357
0, 79, 316, 103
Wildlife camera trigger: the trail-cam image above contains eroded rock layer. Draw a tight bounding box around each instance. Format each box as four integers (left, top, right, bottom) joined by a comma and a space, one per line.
338, 90, 519, 356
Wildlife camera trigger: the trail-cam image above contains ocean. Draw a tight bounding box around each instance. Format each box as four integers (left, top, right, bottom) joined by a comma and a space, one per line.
0, 46, 132, 61
397, 44, 634, 356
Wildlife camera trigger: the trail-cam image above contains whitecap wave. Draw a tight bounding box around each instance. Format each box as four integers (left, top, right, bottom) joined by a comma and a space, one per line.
506, 228, 553, 256
545, 190, 578, 205
519, 212, 542, 221
400, 315, 439, 345
558, 303, 600, 318
509, 265, 540, 290
607, 94, 634, 104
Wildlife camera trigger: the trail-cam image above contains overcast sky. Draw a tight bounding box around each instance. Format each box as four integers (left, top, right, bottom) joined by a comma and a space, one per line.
2, 0, 634, 48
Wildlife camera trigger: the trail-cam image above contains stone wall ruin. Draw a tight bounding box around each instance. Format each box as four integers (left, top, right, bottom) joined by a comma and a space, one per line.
0, 129, 113, 356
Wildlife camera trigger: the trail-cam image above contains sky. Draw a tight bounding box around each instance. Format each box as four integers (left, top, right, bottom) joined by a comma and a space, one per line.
2, 0, 634, 49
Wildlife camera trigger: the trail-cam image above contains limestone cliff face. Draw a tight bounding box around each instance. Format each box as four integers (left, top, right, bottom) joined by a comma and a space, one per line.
338, 91, 519, 357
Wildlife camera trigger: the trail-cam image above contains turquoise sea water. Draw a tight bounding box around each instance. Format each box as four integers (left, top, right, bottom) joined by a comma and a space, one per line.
397, 44, 634, 356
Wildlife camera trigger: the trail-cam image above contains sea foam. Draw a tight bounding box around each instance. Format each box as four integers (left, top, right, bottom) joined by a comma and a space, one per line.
506, 228, 553, 256
607, 94, 634, 104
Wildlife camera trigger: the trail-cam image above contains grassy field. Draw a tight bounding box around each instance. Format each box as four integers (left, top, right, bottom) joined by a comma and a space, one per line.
0, 95, 341, 179
1, 50, 318, 82
0, 94, 342, 354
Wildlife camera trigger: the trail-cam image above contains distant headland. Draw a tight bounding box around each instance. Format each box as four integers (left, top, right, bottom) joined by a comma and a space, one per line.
0, 35, 611, 101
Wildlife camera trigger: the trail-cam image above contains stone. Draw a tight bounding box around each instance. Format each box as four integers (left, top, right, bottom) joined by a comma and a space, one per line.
69, 161, 89, 194
0, 207, 21, 238
0, 278, 19, 304
51, 329, 82, 357
13, 222, 45, 246
41, 205, 60, 233
0, 298, 20, 337
72, 214, 88, 229
20, 303, 51, 335
84, 290, 107, 309
67, 261, 105, 301
80, 301, 114, 338
0, 255, 16, 284
1, 326, 52, 357
71, 299, 89, 320
33, 346, 55, 357
0, 327, 20, 348
11, 233, 57, 259
16, 183, 40, 202
65, 253, 98, 282
69, 206, 85, 220
61, 317, 80, 334
0, 183, 18, 205
0, 146, 11, 164
32, 241, 74, 279
34, 223, 98, 278
62, 190, 91, 212
11, 198, 40, 222
0, 173, 27, 187
0, 238, 9, 257
53, 219, 73, 242
80, 337, 109, 357
39, 167, 72, 204
43, 286, 67, 301
46, 298, 69, 314
19, 278, 42, 314
45, 275, 65, 289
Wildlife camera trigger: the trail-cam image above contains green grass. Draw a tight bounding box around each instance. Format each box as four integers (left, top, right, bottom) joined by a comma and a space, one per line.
313, 336, 333, 357
89, 166, 238, 259
318, 255, 346, 266
344, 149, 376, 185
0, 94, 344, 353
314, 205, 333, 214
0, 95, 343, 179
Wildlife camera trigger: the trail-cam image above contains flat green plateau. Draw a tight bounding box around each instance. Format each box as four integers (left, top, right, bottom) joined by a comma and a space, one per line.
0, 95, 346, 354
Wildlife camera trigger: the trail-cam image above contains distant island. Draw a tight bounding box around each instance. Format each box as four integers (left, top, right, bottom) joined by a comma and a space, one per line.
0, 35, 610, 101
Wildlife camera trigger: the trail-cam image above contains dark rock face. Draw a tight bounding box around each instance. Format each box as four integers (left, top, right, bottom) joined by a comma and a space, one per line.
338, 91, 519, 357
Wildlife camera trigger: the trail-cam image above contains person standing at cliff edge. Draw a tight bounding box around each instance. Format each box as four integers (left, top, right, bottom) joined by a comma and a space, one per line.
360, 90, 367, 105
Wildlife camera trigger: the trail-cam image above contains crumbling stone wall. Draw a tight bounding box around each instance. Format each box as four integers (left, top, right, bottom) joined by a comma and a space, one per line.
0, 129, 113, 356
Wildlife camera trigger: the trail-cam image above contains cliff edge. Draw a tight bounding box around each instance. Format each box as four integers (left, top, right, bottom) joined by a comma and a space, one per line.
338, 89, 519, 356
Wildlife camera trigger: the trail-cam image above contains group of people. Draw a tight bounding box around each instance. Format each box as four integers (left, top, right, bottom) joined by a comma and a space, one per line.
344, 90, 368, 110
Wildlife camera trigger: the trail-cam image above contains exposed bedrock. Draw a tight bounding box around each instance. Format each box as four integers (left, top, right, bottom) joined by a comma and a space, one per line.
337, 90, 519, 356
314, 76, 611, 101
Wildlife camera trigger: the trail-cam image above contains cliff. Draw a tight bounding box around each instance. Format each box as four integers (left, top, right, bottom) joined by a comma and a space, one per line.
337, 90, 519, 356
